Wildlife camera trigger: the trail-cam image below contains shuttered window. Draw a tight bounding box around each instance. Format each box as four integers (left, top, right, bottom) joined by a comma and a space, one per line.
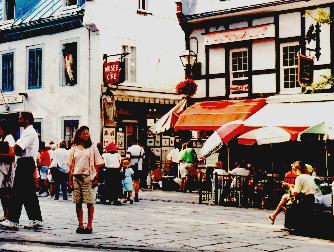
1, 52, 14, 92
28, 48, 42, 89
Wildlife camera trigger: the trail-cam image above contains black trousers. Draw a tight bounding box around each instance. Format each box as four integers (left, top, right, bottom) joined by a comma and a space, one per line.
8, 157, 42, 223
51, 169, 68, 199
103, 169, 122, 202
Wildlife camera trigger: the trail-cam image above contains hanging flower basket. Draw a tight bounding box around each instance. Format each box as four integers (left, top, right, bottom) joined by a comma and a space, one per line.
175, 79, 197, 98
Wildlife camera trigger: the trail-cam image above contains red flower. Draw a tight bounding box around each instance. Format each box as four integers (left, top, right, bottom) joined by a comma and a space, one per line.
175, 79, 197, 97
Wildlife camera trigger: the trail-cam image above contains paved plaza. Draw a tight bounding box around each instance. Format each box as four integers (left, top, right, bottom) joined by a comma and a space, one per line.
0, 190, 333, 252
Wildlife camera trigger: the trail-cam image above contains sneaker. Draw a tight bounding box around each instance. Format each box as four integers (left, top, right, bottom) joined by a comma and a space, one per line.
0, 216, 6, 222
129, 199, 134, 204
38, 192, 48, 197
24, 220, 43, 229
0, 219, 20, 230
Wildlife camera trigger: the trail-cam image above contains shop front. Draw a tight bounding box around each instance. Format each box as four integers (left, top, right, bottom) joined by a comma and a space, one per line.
101, 85, 181, 166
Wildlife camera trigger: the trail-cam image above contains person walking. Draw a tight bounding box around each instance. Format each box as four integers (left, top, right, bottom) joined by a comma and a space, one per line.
49, 140, 69, 200
126, 139, 144, 202
67, 126, 104, 234
101, 142, 123, 205
0, 112, 43, 230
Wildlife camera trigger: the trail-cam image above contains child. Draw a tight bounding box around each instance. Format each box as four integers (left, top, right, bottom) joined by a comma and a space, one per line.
122, 158, 134, 204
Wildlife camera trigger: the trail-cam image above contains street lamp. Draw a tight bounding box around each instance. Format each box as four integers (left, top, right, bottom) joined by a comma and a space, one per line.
179, 49, 197, 79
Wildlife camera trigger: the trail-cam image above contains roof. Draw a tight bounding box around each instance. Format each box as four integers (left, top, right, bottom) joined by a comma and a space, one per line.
180, 0, 326, 21
0, 0, 85, 43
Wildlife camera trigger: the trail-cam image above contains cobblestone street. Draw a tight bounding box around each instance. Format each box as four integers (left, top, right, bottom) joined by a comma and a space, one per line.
0, 190, 333, 251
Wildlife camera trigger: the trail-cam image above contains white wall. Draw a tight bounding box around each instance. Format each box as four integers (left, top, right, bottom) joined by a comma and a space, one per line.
252, 39, 275, 70
279, 12, 301, 38
88, 0, 185, 89
209, 78, 226, 97
209, 48, 225, 74
192, 79, 206, 98
252, 74, 276, 93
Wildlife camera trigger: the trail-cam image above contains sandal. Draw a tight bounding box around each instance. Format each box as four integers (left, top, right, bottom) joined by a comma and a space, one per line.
76, 226, 85, 234
267, 214, 275, 225
84, 227, 93, 234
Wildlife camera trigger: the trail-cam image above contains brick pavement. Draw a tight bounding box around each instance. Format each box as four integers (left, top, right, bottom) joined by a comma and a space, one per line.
0, 190, 333, 251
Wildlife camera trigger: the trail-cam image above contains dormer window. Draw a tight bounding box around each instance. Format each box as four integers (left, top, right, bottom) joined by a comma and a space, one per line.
4, 0, 15, 20
64, 0, 77, 7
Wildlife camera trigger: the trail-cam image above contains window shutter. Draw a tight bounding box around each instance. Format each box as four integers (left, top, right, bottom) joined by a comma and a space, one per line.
36, 48, 42, 88
3, 53, 14, 91
28, 49, 35, 88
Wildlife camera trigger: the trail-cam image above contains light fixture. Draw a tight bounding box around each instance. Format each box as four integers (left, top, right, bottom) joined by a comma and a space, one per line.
179, 49, 197, 69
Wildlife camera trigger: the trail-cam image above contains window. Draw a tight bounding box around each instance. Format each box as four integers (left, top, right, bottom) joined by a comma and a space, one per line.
28, 47, 43, 89
280, 42, 300, 93
3, 0, 15, 20
63, 118, 79, 148
1, 52, 14, 92
62, 42, 78, 86
138, 0, 148, 11
122, 46, 136, 82
230, 48, 249, 97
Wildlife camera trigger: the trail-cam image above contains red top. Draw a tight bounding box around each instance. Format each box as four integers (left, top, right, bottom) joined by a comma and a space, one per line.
39, 150, 51, 167
284, 171, 297, 185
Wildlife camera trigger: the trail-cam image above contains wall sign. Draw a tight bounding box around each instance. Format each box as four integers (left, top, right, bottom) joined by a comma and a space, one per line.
297, 53, 314, 87
204, 24, 275, 45
0, 94, 23, 105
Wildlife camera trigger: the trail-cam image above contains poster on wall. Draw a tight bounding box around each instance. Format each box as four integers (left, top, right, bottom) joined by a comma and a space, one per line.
102, 94, 116, 126
117, 131, 125, 149
102, 127, 116, 148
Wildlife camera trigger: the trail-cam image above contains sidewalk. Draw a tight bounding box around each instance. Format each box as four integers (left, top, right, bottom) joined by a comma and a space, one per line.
0, 190, 333, 251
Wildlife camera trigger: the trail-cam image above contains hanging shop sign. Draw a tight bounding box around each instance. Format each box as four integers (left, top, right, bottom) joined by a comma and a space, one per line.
103, 60, 121, 86
297, 53, 314, 86
204, 24, 275, 45
103, 53, 128, 87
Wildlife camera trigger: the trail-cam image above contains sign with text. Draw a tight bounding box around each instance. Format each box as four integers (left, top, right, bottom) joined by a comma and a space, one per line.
103, 60, 121, 86
230, 83, 249, 94
298, 54, 314, 86
204, 24, 275, 45
0, 94, 23, 105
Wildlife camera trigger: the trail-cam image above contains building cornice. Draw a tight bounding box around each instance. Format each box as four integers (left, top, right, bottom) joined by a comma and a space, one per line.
0, 10, 84, 44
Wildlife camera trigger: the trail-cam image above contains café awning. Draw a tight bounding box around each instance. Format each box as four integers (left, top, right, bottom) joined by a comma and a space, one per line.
243, 101, 334, 140
174, 98, 266, 131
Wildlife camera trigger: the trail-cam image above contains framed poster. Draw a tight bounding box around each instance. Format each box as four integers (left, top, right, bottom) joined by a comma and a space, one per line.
162, 137, 170, 147
117, 131, 125, 149
147, 118, 155, 127
169, 137, 175, 147
147, 138, 154, 147
154, 135, 161, 147
152, 148, 161, 157
102, 127, 116, 148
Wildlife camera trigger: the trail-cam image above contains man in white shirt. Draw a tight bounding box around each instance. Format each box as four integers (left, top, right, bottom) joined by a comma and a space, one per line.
50, 140, 70, 201
228, 162, 250, 176
167, 143, 180, 178
126, 139, 144, 202
0, 112, 43, 230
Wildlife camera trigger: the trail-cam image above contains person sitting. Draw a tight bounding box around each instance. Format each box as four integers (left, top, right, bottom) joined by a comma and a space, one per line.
268, 161, 318, 224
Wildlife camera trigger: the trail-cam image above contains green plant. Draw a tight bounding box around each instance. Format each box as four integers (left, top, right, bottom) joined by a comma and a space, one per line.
305, 8, 331, 24
300, 74, 334, 93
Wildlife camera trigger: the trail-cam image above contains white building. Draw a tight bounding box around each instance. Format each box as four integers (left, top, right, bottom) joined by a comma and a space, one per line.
176, 0, 334, 99
0, 0, 184, 150
175, 0, 334, 174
